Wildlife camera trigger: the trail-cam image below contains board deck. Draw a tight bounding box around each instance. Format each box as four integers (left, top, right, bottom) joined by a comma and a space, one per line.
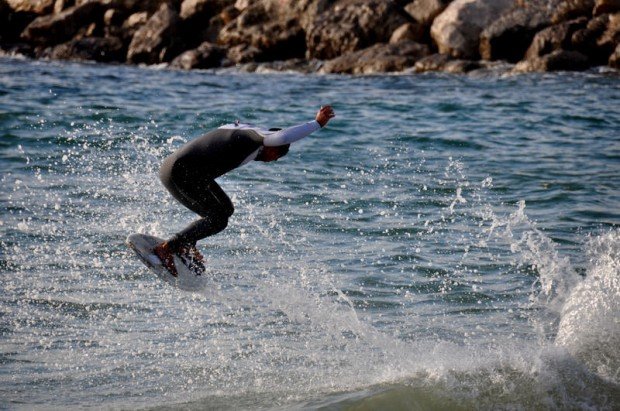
126, 233, 206, 291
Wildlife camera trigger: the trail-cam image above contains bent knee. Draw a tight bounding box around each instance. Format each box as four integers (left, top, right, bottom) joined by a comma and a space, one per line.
211, 211, 230, 232
225, 203, 234, 218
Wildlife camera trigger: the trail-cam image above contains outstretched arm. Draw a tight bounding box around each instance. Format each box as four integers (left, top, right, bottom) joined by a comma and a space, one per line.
263, 105, 335, 146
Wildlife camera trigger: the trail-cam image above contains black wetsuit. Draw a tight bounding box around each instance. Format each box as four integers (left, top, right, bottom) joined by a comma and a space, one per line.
159, 128, 264, 251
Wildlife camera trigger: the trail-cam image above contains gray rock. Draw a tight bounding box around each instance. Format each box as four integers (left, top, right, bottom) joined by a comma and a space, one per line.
571, 13, 612, 63
100, 0, 168, 14
320, 40, 430, 74
233, 0, 247, 10
169, 41, 224, 68
525, 17, 588, 59
224, 43, 262, 64
413, 52, 481, 72
412, 52, 451, 71
480, 6, 552, 62
218, 14, 305, 62
1, 0, 37, 43
552, 0, 595, 24
609, 42, 620, 66
260, 0, 332, 31
104, 8, 125, 27
6, 0, 55, 14
430, 0, 514, 59
200, 5, 238, 43
44, 35, 125, 61
404, 0, 451, 26
306, 0, 409, 60
217, 2, 268, 45
597, 12, 620, 52
179, 0, 234, 48
180, 0, 232, 20
103, 8, 129, 37
21, 0, 104, 45
127, 2, 181, 64
53, 0, 70, 14
389, 22, 425, 44
594, 0, 620, 15
514, 49, 591, 72
119, 10, 147, 42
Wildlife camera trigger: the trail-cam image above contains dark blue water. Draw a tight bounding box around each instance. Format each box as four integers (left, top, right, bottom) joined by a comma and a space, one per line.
1, 57, 619, 409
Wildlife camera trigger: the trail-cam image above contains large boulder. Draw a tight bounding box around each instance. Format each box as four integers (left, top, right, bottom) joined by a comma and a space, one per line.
180, 0, 231, 19
127, 2, 181, 64
102, 7, 131, 37
320, 40, 430, 74
430, 0, 514, 59
21, 0, 105, 45
413, 52, 481, 72
179, 0, 234, 46
224, 43, 262, 64
6, 0, 54, 14
260, 0, 332, 31
200, 5, 239, 43
218, 5, 306, 63
598, 12, 620, 52
305, 0, 409, 60
609, 42, 620, 66
389, 22, 425, 44
404, 0, 451, 27
524, 17, 588, 59
552, 0, 595, 23
43, 36, 125, 61
169, 41, 225, 68
0, 0, 38, 52
120, 10, 148, 40
571, 13, 614, 63
1, 0, 36, 44
82, 0, 170, 14
514, 16, 597, 72
254, 18, 306, 61
217, 2, 268, 45
514, 49, 591, 72
480, 5, 553, 62
594, 0, 620, 15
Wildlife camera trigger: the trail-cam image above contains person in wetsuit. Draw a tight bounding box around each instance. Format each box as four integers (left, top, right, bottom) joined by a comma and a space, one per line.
154, 105, 336, 276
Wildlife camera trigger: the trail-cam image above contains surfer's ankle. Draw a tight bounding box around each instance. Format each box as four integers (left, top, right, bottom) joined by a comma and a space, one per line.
177, 243, 202, 260
187, 245, 204, 262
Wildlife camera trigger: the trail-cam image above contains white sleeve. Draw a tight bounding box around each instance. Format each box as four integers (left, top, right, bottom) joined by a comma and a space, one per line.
262, 120, 321, 146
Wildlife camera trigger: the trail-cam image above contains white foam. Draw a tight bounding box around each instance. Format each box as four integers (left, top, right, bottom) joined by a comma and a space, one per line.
555, 230, 620, 384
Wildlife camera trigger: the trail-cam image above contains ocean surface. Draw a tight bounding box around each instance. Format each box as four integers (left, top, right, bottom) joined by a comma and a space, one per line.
1, 57, 619, 410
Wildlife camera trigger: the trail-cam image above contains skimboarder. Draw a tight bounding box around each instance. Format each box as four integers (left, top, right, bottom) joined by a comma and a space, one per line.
154, 105, 335, 276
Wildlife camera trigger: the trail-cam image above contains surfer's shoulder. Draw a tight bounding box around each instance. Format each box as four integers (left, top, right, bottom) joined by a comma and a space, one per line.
219, 122, 256, 130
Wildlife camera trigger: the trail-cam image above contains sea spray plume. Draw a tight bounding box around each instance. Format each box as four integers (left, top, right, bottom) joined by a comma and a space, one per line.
483, 200, 581, 314
555, 229, 620, 384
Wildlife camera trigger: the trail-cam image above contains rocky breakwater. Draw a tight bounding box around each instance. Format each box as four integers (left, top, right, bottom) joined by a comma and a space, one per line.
1, 0, 619, 74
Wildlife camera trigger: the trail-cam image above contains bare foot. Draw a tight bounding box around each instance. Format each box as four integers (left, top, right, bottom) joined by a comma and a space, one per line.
154, 242, 178, 277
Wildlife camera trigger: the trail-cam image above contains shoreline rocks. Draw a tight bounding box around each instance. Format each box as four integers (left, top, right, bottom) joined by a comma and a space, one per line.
430, 0, 514, 59
1, 0, 618, 74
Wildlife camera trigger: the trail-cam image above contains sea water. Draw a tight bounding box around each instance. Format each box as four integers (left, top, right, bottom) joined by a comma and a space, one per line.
0, 57, 619, 410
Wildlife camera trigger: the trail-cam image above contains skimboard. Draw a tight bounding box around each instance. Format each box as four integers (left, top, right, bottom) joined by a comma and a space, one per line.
126, 233, 206, 291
